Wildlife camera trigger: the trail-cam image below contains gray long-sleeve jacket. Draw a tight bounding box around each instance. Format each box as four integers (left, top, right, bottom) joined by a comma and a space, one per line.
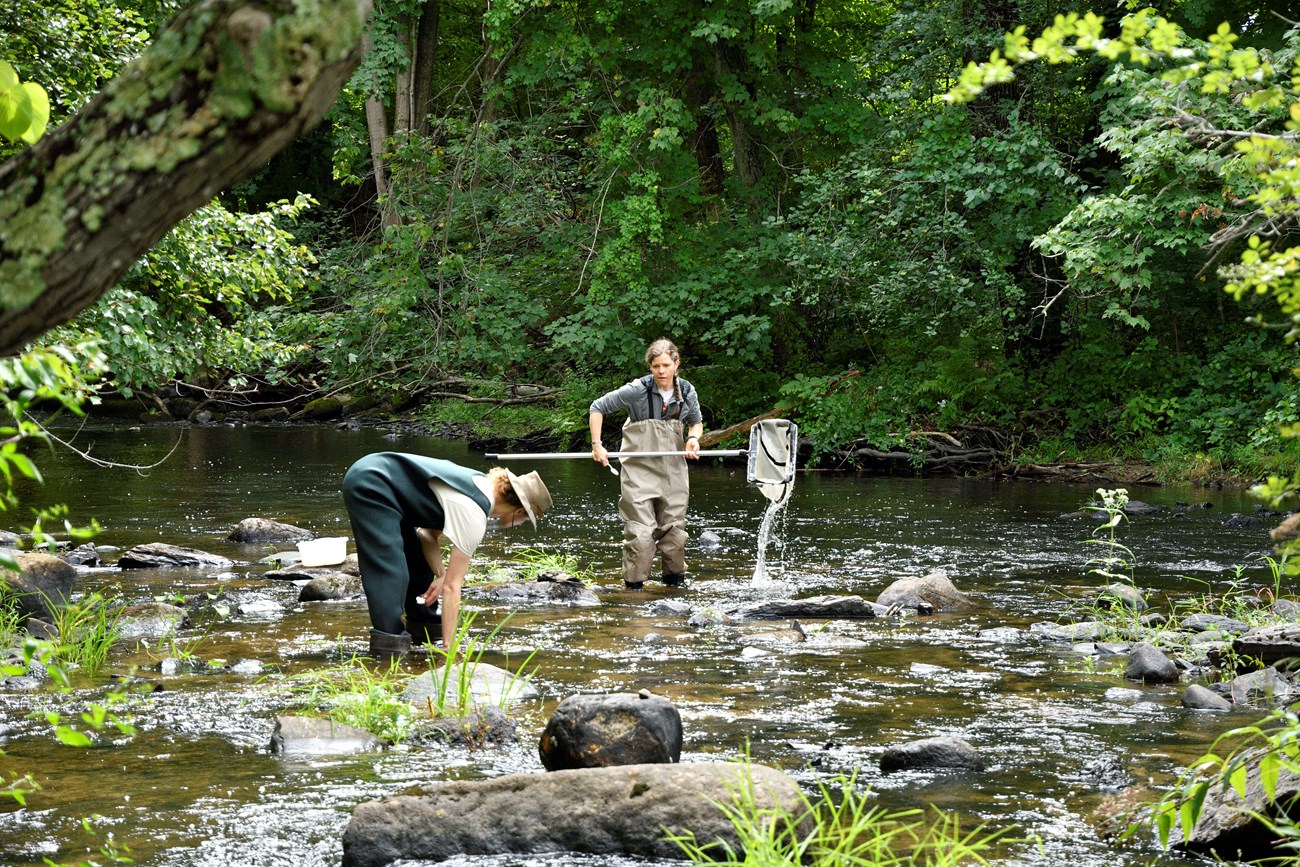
589, 374, 702, 425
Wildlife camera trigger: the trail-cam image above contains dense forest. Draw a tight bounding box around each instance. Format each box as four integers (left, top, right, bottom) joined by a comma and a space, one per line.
3, 0, 1299, 481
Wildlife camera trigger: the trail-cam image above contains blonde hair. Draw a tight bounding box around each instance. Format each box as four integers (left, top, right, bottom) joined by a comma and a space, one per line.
644, 338, 680, 367
488, 467, 523, 508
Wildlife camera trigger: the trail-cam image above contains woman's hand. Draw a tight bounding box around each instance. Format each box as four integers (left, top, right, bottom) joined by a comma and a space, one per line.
592, 441, 610, 467
416, 575, 445, 608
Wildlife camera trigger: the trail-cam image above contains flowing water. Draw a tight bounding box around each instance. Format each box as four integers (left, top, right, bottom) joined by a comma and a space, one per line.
0, 421, 1283, 867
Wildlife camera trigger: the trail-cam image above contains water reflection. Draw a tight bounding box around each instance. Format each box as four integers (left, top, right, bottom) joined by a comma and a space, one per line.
0, 421, 1281, 867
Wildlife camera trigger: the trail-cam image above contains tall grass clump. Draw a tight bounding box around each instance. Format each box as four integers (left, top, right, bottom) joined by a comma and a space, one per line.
426, 612, 538, 716
286, 614, 538, 744
46, 592, 127, 676
669, 766, 1016, 867
287, 655, 415, 744
0, 586, 23, 648
509, 548, 596, 583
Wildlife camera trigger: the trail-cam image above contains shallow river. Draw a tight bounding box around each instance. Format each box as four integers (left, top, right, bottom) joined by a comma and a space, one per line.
0, 422, 1282, 866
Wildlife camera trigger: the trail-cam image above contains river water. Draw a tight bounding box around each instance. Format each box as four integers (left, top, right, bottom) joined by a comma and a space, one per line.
0, 422, 1282, 866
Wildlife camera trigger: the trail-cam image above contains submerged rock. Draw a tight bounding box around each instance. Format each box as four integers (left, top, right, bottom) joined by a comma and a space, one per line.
270, 715, 385, 755
471, 578, 600, 607
879, 736, 984, 773
228, 518, 314, 543
118, 602, 189, 639
117, 543, 234, 570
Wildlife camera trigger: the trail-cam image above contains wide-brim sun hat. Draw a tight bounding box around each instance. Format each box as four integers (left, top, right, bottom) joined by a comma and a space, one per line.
506, 470, 552, 528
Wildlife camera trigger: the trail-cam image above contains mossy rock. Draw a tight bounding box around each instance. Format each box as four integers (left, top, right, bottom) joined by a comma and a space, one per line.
302, 397, 346, 420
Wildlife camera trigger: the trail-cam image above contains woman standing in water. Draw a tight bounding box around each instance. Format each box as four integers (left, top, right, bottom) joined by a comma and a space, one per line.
588, 338, 704, 589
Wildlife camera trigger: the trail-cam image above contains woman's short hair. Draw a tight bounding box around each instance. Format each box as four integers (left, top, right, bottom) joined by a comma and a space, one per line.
644, 338, 680, 367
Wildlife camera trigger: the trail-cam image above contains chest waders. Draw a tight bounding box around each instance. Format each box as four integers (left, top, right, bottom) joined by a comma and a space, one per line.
619, 416, 689, 585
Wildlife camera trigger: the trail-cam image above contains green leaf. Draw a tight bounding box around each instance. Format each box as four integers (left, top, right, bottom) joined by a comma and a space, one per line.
54, 727, 94, 747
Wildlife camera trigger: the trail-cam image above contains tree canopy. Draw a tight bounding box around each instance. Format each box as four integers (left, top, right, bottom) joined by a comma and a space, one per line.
3, 0, 1299, 479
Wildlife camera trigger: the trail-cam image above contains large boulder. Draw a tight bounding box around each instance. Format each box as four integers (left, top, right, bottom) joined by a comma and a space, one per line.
876, 572, 972, 613
3, 552, 77, 622
1173, 748, 1300, 861
341, 762, 806, 867
539, 692, 682, 770
1230, 624, 1300, 668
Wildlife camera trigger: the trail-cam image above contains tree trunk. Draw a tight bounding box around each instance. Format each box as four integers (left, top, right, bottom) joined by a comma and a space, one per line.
360, 30, 400, 231
0, 0, 371, 357
365, 91, 399, 229
394, 14, 415, 134
711, 40, 763, 189
411, 1, 441, 137
684, 52, 724, 204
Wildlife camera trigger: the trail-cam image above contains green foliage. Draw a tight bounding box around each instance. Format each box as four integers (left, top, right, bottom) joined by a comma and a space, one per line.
508, 548, 597, 584
1083, 487, 1136, 584
0, 344, 105, 569
0, 0, 174, 158
52, 197, 318, 395
1, 637, 136, 812
1144, 707, 1300, 855
427, 612, 538, 714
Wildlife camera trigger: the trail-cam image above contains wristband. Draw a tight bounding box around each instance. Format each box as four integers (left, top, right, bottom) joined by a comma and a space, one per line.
687, 435, 699, 442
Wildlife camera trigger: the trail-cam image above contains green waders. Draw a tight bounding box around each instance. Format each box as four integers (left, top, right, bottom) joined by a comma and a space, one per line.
341, 452, 450, 645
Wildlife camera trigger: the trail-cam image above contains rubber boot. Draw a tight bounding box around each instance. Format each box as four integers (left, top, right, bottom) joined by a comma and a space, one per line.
368, 628, 412, 662
662, 572, 686, 587
407, 618, 442, 649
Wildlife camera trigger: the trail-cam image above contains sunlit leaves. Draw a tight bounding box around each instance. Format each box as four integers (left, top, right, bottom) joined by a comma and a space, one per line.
0, 61, 50, 144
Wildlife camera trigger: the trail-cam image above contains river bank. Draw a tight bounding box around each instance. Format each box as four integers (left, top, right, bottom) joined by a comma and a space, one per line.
83, 387, 1264, 494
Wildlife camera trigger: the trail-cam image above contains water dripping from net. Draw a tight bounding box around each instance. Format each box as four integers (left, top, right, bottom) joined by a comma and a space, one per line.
744, 418, 798, 589
751, 495, 790, 588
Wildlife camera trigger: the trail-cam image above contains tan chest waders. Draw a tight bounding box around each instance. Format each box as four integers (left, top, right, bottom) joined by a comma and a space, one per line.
618, 417, 689, 584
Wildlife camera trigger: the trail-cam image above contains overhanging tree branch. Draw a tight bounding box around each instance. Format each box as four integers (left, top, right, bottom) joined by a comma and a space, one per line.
0, 0, 373, 357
